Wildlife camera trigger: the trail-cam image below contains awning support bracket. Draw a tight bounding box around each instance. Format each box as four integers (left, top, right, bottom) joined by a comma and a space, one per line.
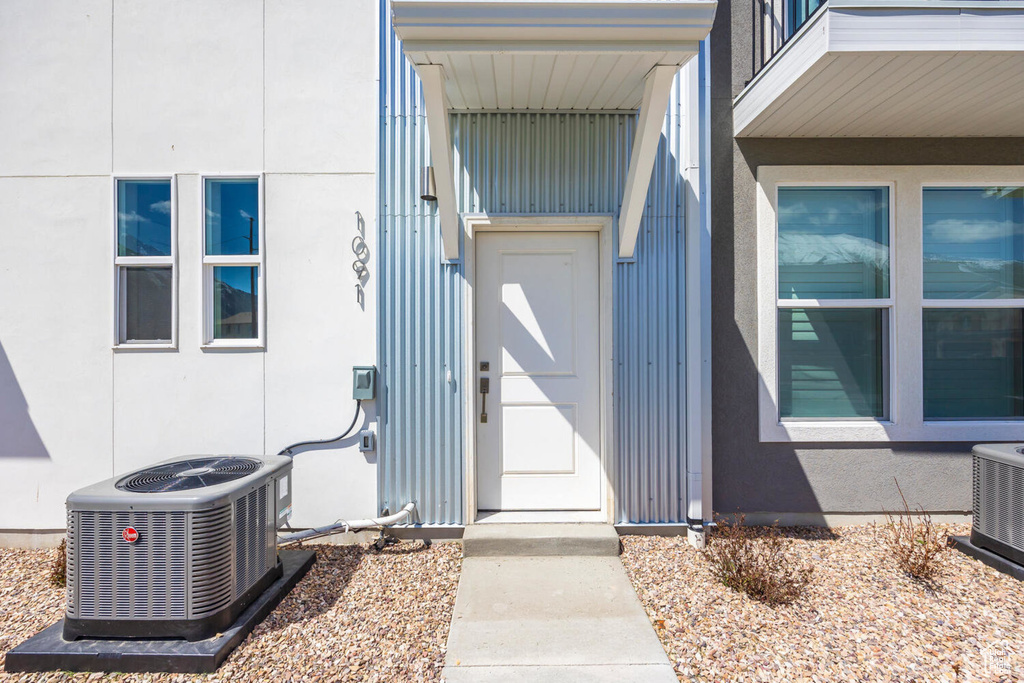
617, 64, 678, 259
419, 64, 460, 261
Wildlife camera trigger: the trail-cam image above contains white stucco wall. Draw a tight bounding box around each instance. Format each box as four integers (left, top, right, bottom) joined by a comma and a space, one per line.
0, 0, 379, 532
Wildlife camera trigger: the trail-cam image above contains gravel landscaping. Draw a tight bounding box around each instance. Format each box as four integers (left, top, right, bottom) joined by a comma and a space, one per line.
0, 540, 461, 682
622, 524, 1024, 682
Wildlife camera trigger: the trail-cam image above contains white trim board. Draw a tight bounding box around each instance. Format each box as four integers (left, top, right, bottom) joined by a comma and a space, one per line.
461, 214, 615, 524
757, 165, 1024, 443
418, 66, 460, 262
618, 64, 678, 259
112, 175, 179, 351
199, 173, 266, 350
390, 0, 717, 45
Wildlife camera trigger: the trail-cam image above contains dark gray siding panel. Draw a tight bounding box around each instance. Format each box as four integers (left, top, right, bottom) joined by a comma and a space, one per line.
710, 0, 1024, 516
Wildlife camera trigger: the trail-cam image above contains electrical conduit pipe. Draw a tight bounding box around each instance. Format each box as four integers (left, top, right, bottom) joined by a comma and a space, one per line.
277, 502, 416, 546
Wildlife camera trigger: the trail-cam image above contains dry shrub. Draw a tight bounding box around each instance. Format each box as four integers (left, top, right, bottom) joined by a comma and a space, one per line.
49, 538, 67, 588
702, 515, 812, 606
881, 478, 947, 581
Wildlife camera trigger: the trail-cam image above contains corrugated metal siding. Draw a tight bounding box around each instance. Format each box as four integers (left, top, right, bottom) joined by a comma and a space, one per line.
378, 0, 465, 525
451, 113, 633, 214
616, 73, 690, 524
379, 0, 697, 524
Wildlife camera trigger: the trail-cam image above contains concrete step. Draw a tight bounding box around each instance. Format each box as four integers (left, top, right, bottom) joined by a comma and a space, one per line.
462, 523, 620, 557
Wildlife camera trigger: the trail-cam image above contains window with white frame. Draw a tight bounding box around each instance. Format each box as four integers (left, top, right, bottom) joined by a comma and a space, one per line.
922, 187, 1024, 420
776, 186, 891, 420
202, 177, 263, 346
114, 177, 175, 346
757, 167, 1024, 442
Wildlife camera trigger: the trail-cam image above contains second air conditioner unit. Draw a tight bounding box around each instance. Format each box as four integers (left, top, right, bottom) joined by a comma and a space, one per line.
972, 443, 1024, 566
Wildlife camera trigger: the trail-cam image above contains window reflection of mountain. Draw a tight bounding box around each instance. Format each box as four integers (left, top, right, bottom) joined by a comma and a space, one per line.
119, 233, 171, 257
213, 280, 256, 338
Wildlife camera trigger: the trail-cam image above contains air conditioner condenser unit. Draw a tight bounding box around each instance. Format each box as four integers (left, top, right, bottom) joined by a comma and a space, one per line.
972, 443, 1024, 566
64, 455, 293, 642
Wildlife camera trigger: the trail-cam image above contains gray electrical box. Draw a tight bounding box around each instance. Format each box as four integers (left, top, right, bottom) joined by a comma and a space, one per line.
352, 366, 377, 400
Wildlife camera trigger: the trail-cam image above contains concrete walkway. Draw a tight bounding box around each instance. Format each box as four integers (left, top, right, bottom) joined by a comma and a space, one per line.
442, 525, 676, 682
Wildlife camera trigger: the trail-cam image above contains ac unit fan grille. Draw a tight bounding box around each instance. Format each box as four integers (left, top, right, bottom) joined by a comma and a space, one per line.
974, 453, 1024, 550
72, 510, 188, 620
116, 457, 262, 493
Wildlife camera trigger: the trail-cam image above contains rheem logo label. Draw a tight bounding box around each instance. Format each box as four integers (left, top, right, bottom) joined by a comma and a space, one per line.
122, 527, 139, 544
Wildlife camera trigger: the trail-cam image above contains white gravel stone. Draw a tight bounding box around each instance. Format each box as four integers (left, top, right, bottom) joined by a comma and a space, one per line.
621, 525, 1024, 682
0, 541, 461, 682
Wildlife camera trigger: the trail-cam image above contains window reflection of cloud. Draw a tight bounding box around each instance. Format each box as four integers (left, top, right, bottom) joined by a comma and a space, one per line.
118, 210, 150, 224
924, 217, 1022, 244
779, 198, 881, 226
149, 200, 171, 215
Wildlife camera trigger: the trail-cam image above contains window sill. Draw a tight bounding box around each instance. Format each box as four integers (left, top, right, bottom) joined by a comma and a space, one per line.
113, 343, 177, 351
760, 419, 1024, 443
201, 341, 265, 351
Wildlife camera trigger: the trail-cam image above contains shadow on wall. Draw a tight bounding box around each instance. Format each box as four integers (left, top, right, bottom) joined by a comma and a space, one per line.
708, 139, 973, 518
0, 340, 50, 459
709, 210, 971, 519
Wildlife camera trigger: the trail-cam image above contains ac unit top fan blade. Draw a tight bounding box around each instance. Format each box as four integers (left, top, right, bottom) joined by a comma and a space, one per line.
115, 457, 263, 493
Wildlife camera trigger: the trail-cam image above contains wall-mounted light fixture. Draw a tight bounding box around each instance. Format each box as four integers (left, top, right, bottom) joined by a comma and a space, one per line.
420, 166, 437, 202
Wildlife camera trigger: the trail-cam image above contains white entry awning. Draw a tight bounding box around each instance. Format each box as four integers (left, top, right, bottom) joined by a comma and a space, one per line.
392, 0, 717, 110
391, 0, 717, 259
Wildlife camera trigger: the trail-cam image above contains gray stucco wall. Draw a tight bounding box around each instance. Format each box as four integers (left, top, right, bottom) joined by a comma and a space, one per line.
709, 0, 1024, 517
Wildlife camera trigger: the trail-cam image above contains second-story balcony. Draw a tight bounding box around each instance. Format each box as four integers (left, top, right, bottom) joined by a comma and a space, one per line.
734, 0, 1024, 137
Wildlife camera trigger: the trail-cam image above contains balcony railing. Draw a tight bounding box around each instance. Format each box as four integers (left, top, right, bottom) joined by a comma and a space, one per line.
751, 0, 826, 78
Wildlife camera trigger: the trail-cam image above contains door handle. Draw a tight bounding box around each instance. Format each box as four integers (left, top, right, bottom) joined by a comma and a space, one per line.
480, 377, 489, 423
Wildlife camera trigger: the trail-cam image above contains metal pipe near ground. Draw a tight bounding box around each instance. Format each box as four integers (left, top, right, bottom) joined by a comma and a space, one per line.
277, 502, 417, 546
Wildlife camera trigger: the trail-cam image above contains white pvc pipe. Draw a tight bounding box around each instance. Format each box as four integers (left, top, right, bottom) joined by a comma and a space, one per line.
278, 502, 416, 545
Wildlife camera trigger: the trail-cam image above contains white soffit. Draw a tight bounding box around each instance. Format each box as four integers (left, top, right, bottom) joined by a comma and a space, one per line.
734, 0, 1024, 137
391, 0, 717, 110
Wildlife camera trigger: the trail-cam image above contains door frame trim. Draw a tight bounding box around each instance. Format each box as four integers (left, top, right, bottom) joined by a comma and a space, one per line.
462, 214, 615, 524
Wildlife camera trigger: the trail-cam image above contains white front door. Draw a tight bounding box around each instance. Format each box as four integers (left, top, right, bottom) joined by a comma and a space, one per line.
475, 232, 602, 511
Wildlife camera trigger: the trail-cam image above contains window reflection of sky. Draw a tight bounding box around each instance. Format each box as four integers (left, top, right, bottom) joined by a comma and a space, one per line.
214, 265, 257, 296
923, 188, 1024, 299
205, 179, 259, 256
777, 187, 889, 299
117, 180, 171, 257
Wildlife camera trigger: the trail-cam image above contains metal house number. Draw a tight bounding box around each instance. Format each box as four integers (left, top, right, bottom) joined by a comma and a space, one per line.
353, 211, 370, 306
